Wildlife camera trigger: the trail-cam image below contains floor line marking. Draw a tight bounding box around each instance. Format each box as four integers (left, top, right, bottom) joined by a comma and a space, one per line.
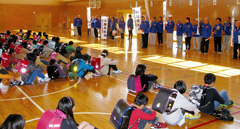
26, 118, 40, 123
16, 86, 44, 113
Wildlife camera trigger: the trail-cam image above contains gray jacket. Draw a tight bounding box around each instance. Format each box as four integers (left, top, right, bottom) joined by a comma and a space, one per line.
21, 59, 44, 82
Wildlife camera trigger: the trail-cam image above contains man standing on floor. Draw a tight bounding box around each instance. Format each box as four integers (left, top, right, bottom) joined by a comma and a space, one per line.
157, 16, 163, 45
93, 15, 99, 38
140, 16, 149, 48
176, 19, 183, 49
232, 21, 240, 59
213, 18, 223, 54
73, 15, 77, 36
201, 17, 212, 54
183, 17, 193, 51
165, 15, 175, 49
192, 19, 200, 50
97, 16, 101, 38
127, 15, 133, 40
76, 15, 82, 37
222, 17, 232, 52
149, 17, 157, 45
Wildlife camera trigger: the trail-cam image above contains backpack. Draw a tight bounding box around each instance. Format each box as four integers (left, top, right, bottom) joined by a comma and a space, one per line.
47, 66, 60, 79
152, 88, 178, 114
110, 99, 136, 129
36, 110, 62, 129
214, 108, 234, 121
69, 59, 81, 73
15, 59, 30, 74
91, 57, 103, 70
48, 52, 58, 62
189, 84, 208, 107
127, 75, 146, 93
14, 45, 22, 54
1, 53, 9, 67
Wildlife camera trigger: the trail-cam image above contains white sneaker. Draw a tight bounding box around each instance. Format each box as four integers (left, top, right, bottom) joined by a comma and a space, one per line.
39, 77, 50, 82
112, 70, 122, 74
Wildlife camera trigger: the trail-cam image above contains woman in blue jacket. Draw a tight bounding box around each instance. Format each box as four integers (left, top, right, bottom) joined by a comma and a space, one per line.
233, 21, 240, 59
183, 17, 193, 51
109, 17, 117, 40
119, 17, 125, 39
127, 15, 133, 39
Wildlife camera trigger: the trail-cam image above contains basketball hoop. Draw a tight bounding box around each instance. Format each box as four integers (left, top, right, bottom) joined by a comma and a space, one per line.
89, 0, 96, 8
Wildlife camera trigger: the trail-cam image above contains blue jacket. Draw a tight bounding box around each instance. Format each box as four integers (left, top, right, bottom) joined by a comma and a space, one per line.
213, 23, 223, 37
75, 18, 82, 27
223, 22, 232, 35
200, 23, 204, 36
176, 23, 183, 36
108, 21, 116, 31
96, 19, 101, 28
127, 18, 133, 29
76, 59, 94, 77
233, 27, 240, 44
73, 18, 77, 26
192, 24, 200, 37
150, 21, 157, 33
140, 20, 150, 34
166, 20, 175, 33
92, 19, 98, 28
115, 18, 118, 24
202, 23, 212, 38
183, 22, 193, 37
156, 21, 163, 33
91, 19, 94, 28
119, 20, 125, 31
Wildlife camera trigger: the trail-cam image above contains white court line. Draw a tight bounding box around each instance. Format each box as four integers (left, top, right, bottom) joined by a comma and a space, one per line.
26, 117, 40, 123
0, 78, 81, 101
16, 86, 45, 113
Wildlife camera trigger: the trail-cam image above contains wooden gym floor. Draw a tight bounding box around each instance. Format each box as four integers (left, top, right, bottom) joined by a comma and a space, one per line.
0, 28, 240, 129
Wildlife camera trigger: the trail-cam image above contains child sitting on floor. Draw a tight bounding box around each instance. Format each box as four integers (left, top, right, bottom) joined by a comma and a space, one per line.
128, 93, 168, 129
49, 59, 68, 79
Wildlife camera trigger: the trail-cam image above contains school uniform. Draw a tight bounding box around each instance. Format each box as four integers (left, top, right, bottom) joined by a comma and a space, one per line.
157, 21, 163, 44
222, 22, 232, 52
140, 20, 150, 48
233, 27, 240, 59
176, 23, 183, 49
201, 23, 212, 53
73, 18, 78, 36
183, 22, 193, 50
166, 20, 175, 48
192, 24, 200, 50
149, 21, 157, 45
75, 18, 82, 36
119, 20, 125, 39
127, 18, 133, 39
213, 23, 223, 52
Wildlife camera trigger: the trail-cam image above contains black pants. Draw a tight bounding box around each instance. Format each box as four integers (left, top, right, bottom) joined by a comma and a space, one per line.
185, 37, 192, 50
77, 27, 82, 36
121, 33, 124, 39
142, 33, 149, 48
107, 65, 118, 75
214, 37, 222, 52
157, 32, 163, 44
201, 38, 209, 53
82, 69, 96, 77
233, 44, 240, 59
94, 28, 98, 38
129, 29, 133, 39
87, 29, 90, 36
110, 31, 114, 40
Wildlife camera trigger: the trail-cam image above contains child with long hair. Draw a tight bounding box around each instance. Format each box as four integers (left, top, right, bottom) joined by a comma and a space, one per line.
0, 114, 25, 129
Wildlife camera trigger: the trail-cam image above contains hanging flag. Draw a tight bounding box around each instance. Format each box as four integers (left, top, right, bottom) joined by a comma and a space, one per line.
132, 7, 142, 34
101, 16, 109, 39
87, 7, 91, 29
163, 1, 167, 30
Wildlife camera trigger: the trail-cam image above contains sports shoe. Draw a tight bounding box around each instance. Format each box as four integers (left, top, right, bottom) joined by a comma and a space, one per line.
220, 100, 234, 107
39, 77, 51, 82
151, 122, 168, 129
10, 80, 24, 87
185, 112, 201, 120
153, 83, 163, 89
112, 70, 122, 74
93, 72, 101, 77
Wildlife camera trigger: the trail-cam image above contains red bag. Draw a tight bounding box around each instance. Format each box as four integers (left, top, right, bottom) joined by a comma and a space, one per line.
36, 110, 62, 129
15, 59, 30, 74
48, 52, 58, 62
91, 57, 103, 70
1, 53, 9, 68
14, 45, 22, 54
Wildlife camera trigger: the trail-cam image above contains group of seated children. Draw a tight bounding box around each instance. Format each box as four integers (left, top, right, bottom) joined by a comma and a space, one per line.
125, 73, 233, 129
0, 29, 122, 86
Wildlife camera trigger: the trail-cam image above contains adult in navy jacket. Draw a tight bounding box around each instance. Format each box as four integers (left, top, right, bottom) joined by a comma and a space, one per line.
140, 16, 150, 48
222, 17, 232, 52
176, 19, 183, 49
127, 15, 133, 39
73, 15, 78, 36
92, 16, 98, 38
157, 16, 163, 44
109, 17, 117, 40
75, 15, 82, 36
119, 17, 125, 39
201, 17, 212, 54
149, 17, 157, 45
183, 17, 193, 50
232, 21, 240, 59
165, 15, 175, 49
213, 18, 223, 53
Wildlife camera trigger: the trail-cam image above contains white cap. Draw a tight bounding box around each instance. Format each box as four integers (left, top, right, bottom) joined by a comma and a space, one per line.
168, 14, 172, 17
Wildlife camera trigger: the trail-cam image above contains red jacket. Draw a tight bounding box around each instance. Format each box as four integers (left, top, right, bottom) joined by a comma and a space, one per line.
1, 53, 18, 69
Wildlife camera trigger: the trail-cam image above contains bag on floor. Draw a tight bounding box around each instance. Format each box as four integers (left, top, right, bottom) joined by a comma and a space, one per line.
1, 53, 9, 68
110, 99, 135, 129
47, 66, 60, 79
91, 57, 103, 70
48, 52, 58, 62
214, 108, 234, 121
189, 85, 209, 107
36, 110, 62, 129
69, 59, 80, 73
15, 59, 30, 74
152, 88, 178, 114
14, 45, 22, 54
127, 75, 146, 93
